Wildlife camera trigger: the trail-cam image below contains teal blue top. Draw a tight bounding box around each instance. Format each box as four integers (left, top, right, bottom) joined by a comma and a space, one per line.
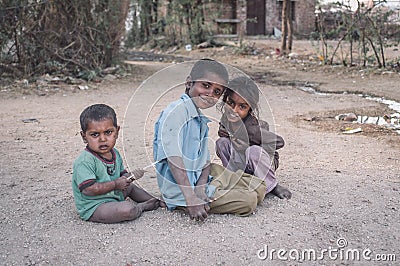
72, 148, 125, 220
153, 94, 215, 209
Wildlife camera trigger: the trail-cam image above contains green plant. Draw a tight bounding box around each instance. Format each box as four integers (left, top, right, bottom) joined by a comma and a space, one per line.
0, 0, 129, 78
313, 0, 398, 68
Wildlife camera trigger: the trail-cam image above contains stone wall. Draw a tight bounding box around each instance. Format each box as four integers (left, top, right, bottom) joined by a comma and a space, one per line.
236, 0, 315, 37
157, 0, 315, 38
264, 0, 315, 37
295, 0, 316, 37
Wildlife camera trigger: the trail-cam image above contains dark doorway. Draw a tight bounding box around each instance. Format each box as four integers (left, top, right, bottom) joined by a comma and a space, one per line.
246, 0, 266, 35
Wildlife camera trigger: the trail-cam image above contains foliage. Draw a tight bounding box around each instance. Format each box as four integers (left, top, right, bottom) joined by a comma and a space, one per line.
126, 0, 215, 49
313, 0, 399, 68
0, 0, 129, 78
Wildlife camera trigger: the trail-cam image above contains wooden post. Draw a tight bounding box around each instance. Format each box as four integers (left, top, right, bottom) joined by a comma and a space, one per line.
280, 0, 288, 54
287, 0, 293, 52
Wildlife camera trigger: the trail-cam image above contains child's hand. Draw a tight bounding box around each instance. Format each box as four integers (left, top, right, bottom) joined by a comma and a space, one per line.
232, 137, 249, 151
218, 128, 230, 138
131, 169, 145, 180
123, 169, 145, 182
186, 196, 209, 221
114, 176, 131, 191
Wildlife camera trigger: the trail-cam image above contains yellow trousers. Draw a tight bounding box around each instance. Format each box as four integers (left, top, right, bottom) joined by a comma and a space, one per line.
209, 163, 266, 216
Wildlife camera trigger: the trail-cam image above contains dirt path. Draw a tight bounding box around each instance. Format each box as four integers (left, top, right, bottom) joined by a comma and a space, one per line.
1, 45, 399, 265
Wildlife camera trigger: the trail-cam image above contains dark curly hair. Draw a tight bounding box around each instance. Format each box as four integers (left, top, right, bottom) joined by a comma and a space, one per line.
217, 76, 260, 118
185, 58, 229, 93
79, 104, 117, 132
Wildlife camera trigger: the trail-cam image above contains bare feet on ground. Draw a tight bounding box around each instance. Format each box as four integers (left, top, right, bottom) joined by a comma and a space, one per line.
271, 184, 292, 199
138, 198, 162, 212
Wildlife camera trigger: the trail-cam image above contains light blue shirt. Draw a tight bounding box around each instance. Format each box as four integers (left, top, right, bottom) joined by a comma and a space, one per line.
153, 93, 215, 209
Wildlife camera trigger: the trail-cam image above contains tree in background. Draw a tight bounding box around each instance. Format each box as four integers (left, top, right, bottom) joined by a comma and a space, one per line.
314, 0, 398, 67
280, 0, 293, 55
126, 0, 208, 49
0, 0, 129, 78
126, 0, 159, 47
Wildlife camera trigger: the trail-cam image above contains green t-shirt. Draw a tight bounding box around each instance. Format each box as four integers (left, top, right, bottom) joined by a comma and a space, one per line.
72, 148, 125, 220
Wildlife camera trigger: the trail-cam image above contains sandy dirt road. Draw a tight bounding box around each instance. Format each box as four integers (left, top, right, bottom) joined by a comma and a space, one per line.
1, 40, 399, 265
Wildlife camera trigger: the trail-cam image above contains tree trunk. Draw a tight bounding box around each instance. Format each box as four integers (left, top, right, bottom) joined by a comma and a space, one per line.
287, 0, 293, 52
280, 0, 288, 54
105, 0, 130, 66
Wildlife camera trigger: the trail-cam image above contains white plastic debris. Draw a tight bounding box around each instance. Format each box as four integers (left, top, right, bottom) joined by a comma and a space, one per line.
342, 128, 363, 134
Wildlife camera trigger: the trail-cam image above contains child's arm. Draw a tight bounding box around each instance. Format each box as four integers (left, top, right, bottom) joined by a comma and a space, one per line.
260, 131, 284, 152
218, 116, 231, 138
251, 121, 285, 153
218, 123, 230, 138
167, 156, 209, 221
194, 162, 212, 203
81, 177, 132, 196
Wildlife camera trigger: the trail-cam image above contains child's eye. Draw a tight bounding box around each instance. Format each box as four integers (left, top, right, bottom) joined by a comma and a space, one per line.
90, 133, 99, 137
105, 130, 113, 135
213, 89, 222, 96
240, 104, 248, 110
203, 83, 210, 89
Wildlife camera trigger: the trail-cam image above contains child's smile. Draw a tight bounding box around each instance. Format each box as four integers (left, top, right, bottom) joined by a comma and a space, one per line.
225, 107, 240, 121
225, 92, 251, 122
187, 72, 226, 109
81, 119, 119, 160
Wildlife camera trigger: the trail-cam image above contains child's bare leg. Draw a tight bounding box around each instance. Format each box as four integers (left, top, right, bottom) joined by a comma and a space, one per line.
124, 184, 162, 211
88, 201, 143, 224
125, 183, 156, 202
270, 184, 292, 199
245, 146, 278, 193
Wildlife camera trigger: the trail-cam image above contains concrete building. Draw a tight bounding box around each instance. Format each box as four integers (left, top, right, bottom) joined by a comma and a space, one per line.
211, 0, 316, 38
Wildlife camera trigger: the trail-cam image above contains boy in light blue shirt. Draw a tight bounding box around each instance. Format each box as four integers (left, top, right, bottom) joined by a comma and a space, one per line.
154, 93, 214, 208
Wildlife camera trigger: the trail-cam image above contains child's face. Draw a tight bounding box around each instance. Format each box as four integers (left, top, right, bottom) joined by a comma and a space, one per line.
187, 72, 226, 109
80, 118, 119, 158
224, 92, 251, 123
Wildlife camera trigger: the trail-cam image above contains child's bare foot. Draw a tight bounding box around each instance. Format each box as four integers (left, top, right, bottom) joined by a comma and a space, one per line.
159, 199, 167, 208
138, 198, 160, 212
271, 184, 292, 199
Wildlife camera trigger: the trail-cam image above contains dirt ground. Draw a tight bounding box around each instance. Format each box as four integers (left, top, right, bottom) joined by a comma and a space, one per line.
1, 38, 399, 265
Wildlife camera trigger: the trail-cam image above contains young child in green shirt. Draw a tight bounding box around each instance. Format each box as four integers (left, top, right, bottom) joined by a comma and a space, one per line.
72, 104, 161, 223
